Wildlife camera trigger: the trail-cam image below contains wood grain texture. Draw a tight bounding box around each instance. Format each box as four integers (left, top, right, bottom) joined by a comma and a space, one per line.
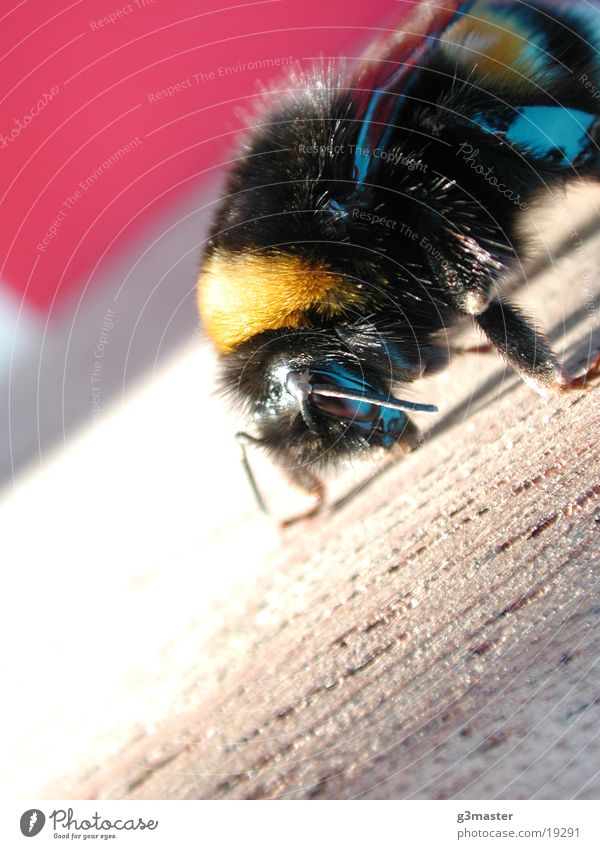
70, 191, 600, 801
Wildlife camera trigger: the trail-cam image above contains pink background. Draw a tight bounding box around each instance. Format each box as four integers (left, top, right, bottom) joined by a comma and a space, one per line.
1, 0, 406, 312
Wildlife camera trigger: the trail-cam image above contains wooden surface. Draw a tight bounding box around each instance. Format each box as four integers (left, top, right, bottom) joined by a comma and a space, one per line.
71, 190, 600, 801
4, 190, 599, 801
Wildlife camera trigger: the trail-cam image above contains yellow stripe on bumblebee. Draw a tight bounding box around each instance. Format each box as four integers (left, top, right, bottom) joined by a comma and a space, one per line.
198, 249, 364, 352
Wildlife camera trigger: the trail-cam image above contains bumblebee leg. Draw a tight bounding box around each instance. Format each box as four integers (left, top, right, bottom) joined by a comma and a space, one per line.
427, 249, 494, 316
389, 417, 422, 456
452, 342, 495, 355
236, 433, 326, 525
556, 352, 600, 393
473, 299, 565, 393
280, 465, 325, 528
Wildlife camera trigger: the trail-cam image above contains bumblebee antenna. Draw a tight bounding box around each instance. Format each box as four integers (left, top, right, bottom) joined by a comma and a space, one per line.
236, 432, 268, 515
309, 384, 438, 414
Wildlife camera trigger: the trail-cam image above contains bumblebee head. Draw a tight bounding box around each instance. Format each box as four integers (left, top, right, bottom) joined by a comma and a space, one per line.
219, 328, 437, 476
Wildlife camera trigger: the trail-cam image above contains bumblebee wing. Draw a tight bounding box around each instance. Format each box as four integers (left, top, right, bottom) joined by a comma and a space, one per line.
348, 0, 479, 186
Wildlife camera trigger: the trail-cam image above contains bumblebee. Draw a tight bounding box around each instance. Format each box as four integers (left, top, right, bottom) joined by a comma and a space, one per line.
198, 0, 600, 517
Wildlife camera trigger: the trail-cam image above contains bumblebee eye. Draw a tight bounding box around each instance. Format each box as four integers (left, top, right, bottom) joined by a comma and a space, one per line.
285, 367, 437, 434
286, 368, 378, 424
310, 392, 378, 422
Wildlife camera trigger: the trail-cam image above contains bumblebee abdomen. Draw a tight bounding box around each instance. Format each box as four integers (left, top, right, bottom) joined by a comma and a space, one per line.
442, 1, 600, 91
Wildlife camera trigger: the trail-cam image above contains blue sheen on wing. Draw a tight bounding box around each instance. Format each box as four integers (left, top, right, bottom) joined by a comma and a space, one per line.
476, 105, 597, 166
353, 91, 407, 186
508, 106, 596, 165
352, 1, 478, 189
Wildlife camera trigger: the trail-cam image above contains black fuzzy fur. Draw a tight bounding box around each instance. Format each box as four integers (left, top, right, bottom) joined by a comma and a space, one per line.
200, 0, 600, 483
